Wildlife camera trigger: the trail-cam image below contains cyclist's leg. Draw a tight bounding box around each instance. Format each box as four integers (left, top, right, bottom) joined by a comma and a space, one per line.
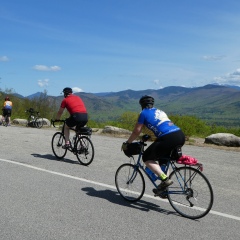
65, 116, 75, 146
145, 131, 185, 193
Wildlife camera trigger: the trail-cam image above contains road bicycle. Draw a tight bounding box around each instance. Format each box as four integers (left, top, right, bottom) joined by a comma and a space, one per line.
25, 108, 44, 129
115, 135, 214, 219
51, 120, 94, 166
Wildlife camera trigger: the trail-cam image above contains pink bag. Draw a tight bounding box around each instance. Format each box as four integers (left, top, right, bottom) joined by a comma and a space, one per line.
177, 155, 198, 165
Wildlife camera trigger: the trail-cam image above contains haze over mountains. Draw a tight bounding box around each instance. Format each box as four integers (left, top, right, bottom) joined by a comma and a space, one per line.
14, 84, 240, 127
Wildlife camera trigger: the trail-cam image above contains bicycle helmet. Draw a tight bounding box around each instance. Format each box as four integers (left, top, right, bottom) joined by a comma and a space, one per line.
5, 96, 10, 101
139, 95, 154, 109
62, 87, 73, 97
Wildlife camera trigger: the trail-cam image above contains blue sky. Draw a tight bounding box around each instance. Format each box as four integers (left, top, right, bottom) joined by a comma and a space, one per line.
1, 0, 240, 96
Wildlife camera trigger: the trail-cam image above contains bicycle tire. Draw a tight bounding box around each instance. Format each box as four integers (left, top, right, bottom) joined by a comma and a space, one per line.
51, 132, 67, 159
167, 166, 214, 219
115, 163, 145, 202
75, 136, 94, 166
35, 117, 44, 129
5, 115, 9, 126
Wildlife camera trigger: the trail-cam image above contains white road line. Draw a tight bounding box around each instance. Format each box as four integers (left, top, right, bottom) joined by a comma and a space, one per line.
1, 158, 240, 221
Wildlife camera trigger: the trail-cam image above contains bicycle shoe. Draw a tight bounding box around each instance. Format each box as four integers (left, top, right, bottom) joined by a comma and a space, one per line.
152, 188, 168, 199
62, 143, 71, 149
158, 178, 173, 190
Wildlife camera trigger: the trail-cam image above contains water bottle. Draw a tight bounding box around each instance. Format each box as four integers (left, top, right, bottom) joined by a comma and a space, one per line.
145, 167, 158, 181
161, 164, 167, 174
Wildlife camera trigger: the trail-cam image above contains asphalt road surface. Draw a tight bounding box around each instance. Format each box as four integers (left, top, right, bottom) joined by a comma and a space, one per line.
0, 125, 239, 240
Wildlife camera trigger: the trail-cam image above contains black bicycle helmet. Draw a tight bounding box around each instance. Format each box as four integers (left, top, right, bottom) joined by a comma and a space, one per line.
62, 87, 73, 97
139, 95, 154, 109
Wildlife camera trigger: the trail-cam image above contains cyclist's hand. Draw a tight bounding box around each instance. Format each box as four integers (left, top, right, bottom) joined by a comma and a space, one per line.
121, 142, 129, 151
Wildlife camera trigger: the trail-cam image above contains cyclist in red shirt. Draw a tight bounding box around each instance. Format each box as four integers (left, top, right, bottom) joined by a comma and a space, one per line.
55, 87, 88, 148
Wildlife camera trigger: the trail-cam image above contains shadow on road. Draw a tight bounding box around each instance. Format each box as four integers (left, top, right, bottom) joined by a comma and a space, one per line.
31, 153, 79, 165
82, 186, 179, 217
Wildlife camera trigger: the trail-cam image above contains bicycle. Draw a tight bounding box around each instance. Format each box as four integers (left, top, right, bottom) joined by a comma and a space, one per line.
115, 135, 214, 219
51, 120, 94, 166
25, 108, 44, 129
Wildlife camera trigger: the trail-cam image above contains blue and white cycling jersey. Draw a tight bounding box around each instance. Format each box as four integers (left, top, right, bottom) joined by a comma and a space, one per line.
138, 107, 180, 138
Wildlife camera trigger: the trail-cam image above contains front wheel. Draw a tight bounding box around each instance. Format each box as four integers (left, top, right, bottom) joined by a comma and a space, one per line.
75, 136, 94, 166
51, 132, 67, 159
167, 166, 214, 219
115, 163, 145, 202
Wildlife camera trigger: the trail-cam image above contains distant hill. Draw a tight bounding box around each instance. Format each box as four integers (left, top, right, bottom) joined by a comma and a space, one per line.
72, 84, 240, 127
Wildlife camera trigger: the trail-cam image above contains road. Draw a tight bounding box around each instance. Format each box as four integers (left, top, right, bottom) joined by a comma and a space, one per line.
0, 125, 239, 240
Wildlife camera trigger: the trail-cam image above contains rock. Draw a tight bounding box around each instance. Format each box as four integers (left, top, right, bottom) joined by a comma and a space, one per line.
102, 126, 131, 135
12, 118, 51, 127
205, 133, 240, 147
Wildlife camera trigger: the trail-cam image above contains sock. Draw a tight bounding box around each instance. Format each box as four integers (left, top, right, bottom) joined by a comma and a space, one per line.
160, 173, 167, 181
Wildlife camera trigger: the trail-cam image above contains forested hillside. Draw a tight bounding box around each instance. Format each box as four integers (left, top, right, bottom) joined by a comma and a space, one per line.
1, 84, 240, 127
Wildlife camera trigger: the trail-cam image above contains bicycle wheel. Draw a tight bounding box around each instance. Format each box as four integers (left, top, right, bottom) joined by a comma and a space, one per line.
168, 166, 214, 219
115, 163, 145, 202
35, 117, 44, 128
51, 132, 67, 159
75, 136, 94, 165
5, 115, 9, 127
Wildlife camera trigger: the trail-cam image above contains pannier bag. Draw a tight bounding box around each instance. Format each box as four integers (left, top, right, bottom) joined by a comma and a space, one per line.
123, 142, 142, 157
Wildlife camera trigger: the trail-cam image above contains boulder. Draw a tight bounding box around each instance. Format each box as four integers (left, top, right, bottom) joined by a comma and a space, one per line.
205, 133, 240, 147
12, 118, 51, 127
102, 126, 131, 135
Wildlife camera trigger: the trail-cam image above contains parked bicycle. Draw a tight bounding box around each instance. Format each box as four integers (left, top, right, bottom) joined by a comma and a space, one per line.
115, 134, 214, 219
25, 108, 44, 128
51, 120, 94, 166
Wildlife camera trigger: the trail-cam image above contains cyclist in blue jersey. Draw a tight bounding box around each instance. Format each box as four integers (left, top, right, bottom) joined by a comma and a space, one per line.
122, 95, 185, 195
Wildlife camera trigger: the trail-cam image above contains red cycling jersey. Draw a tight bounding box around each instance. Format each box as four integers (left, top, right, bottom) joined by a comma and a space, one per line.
60, 94, 87, 115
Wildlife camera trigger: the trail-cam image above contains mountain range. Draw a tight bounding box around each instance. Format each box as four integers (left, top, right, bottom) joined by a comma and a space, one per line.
19, 84, 240, 127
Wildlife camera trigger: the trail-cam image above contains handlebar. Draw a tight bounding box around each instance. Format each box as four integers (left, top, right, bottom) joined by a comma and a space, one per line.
51, 119, 65, 127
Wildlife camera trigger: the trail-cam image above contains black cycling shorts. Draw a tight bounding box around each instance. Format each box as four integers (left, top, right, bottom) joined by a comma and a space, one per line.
2, 109, 12, 117
66, 113, 88, 128
142, 130, 185, 163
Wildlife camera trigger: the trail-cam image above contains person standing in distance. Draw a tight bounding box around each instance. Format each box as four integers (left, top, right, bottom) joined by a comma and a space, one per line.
122, 95, 185, 195
2, 96, 13, 125
55, 87, 88, 148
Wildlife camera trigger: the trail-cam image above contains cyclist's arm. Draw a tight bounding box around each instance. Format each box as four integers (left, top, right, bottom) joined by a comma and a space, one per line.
55, 107, 64, 120
127, 123, 143, 143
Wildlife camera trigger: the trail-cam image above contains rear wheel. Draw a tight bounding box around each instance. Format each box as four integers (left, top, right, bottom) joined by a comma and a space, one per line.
75, 136, 94, 165
51, 132, 67, 159
168, 166, 214, 219
115, 163, 145, 202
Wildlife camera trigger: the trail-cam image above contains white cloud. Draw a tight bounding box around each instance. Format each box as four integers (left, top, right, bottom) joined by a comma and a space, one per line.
38, 79, 49, 87
0, 56, 9, 62
153, 79, 163, 89
72, 87, 83, 93
153, 79, 160, 85
33, 65, 61, 71
213, 68, 240, 86
203, 55, 226, 61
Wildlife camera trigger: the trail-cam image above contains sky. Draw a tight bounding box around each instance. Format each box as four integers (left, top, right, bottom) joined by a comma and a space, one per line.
1, 0, 240, 97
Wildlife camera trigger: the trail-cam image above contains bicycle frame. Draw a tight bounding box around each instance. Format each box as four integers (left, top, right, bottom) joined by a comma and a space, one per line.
129, 141, 204, 195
